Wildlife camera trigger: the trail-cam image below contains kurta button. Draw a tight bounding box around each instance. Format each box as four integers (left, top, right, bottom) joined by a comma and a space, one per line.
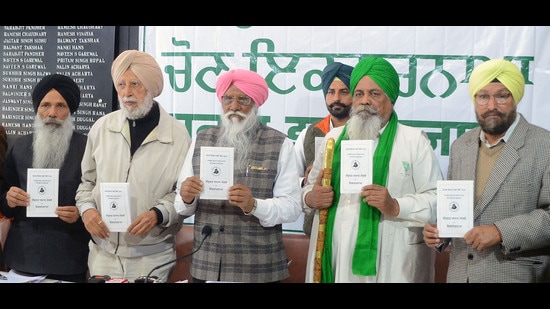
467, 254, 473, 260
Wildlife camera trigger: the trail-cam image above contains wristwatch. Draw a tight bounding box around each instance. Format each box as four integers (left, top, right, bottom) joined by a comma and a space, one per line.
244, 199, 257, 216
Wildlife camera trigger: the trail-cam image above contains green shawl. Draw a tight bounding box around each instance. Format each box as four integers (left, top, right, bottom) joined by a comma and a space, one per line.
321, 111, 398, 282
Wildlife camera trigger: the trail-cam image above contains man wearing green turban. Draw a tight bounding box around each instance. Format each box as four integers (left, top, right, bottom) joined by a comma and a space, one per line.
423, 59, 550, 283
303, 56, 443, 282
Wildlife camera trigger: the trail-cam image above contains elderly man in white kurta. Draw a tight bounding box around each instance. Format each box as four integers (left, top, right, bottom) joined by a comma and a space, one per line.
302, 56, 443, 283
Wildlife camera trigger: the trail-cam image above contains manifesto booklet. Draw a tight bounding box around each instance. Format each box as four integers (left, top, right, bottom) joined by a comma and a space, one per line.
27, 168, 59, 217
100, 182, 131, 232
339, 140, 374, 194
200, 146, 234, 200
437, 180, 474, 237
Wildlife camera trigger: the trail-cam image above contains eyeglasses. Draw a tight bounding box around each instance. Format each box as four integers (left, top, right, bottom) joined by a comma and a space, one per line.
474, 92, 512, 106
221, 95, 252, 106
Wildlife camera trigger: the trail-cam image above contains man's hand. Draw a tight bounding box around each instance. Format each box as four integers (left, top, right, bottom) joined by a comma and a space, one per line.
464, 225, 502, 251
180, 176, 203, 204
228, 184, 255, 213
127, 210, 158, 236
56, 205, 80, 223
5, 186, 29, 208
82, 208, 110, 238
423, 223, 443, 248
304, 168, 334, 210
361, 184, 399, 217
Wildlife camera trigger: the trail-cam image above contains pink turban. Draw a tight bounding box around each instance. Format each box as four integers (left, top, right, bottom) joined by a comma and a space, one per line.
111, 50, 164, 98
215, 69, 269, 107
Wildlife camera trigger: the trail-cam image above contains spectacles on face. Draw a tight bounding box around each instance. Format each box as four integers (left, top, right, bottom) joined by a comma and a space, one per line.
222, 95, 252, 106
474, 92, 512, 106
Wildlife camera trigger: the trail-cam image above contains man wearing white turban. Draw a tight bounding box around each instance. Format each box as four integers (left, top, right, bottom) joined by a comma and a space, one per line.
423, 59, 550, 282
174, 69, 302, 283
76, 50, 192, 283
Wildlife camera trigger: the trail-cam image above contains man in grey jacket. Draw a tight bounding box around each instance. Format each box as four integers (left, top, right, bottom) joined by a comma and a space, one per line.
423, 59, 550, 282
76, 50, 191, 282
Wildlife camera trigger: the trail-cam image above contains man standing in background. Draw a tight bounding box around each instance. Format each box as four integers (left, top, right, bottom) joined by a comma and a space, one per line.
294, 62, 353, 235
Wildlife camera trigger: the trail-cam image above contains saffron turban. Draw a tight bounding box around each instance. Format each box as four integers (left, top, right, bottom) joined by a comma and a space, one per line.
215, 69, 269, 107
350, 57, 400, 104
111, 50, 164, 98
321, 62, 353, 97
32, 74, 81, 114
468, 59, 525, 105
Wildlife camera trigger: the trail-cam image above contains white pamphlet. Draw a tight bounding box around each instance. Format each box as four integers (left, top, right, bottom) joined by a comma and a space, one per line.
200, 147, 234, 200
27, 168, 59, 217
100, 182, 131, 232
437, 180, 474, 237
339, 140, 374, 194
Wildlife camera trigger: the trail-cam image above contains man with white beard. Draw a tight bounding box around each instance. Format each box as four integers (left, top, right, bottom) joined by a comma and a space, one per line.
76, 50, 192, 283
175, 69, 302, 283
302, 56, 443, 283
0, 74, 90, 282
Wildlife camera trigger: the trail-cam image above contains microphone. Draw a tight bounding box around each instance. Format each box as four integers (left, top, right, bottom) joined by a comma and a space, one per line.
142, 225, 212, 283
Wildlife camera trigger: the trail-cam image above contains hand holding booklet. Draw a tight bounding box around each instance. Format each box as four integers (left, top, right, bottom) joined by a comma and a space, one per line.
436, 180, 474, 238
100, 182, 131, 232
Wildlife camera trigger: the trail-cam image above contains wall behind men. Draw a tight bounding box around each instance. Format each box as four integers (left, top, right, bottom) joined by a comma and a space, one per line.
140, 26, 550, 233
0, 26, 139, 141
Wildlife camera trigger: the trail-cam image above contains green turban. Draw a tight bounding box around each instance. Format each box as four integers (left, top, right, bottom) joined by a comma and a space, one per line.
468, 59, 525, 105
350, 57, 400, 104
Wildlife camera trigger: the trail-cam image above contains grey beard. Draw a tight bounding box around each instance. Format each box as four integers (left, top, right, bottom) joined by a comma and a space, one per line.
217, 107, 259, 173
346, 112, 382, 140
32, 115, 74, 169
120, 92, 154, 120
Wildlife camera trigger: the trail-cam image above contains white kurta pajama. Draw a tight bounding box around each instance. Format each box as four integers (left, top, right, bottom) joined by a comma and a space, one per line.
302, 123, 443, 283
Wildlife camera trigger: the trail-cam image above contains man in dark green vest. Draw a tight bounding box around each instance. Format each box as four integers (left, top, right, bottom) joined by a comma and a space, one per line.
294, 62, 353, 235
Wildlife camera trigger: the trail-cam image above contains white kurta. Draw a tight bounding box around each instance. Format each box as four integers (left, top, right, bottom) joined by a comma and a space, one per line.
302, 123, 443, 283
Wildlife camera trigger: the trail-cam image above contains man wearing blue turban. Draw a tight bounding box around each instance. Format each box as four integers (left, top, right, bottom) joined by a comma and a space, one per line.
295, 62, 353, 236
424, 59, 550, 283
303, 56, 443, 283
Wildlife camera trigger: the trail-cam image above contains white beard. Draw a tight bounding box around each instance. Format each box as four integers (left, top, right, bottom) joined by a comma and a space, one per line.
346, 105, 382, 140
217, 106, 259, 172
32, 115, 74, 169
120, 92, 154, 120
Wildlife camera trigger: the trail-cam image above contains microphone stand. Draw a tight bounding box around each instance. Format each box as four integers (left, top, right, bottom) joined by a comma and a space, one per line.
143, 225, 212, 283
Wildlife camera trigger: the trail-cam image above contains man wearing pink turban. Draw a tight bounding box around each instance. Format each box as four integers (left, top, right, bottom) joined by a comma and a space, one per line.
175, 69, 302, 283
76, 50, 192, 283
424, 59, 550, 282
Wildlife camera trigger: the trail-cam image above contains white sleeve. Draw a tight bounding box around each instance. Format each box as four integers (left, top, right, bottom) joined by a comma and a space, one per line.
174, 137, 198, 216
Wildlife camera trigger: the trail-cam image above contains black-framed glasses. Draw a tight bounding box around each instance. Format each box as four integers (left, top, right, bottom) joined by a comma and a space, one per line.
222, 95, 252, 106
474, 92, 512, 106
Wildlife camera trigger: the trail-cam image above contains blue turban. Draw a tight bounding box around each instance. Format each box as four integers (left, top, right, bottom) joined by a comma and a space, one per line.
321, 62, 353, 97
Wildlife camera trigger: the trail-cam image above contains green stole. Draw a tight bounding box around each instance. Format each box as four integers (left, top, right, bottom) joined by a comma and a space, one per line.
321, 111, 398, 282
